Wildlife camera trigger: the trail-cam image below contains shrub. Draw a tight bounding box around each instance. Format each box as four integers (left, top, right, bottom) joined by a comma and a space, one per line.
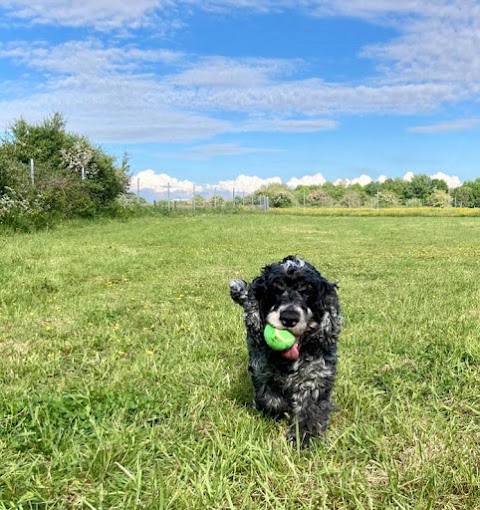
0, 187, 51, 231
428, 190, 452, 208
307, 189, 331, 207
340, 190, 364, 208
0, 113, 130, 229
271, 190, 295, 208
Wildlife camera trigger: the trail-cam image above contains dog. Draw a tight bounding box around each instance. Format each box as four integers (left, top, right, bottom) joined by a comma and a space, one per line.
230, 256, 341, 448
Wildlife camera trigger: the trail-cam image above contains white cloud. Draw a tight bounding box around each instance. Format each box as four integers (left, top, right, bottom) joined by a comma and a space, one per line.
401, 171, 462, 188
332, 174, 373, 186
431, 172, 462, 189
351, 174, 372, 186
377, 175, 388, 183
130, 169, 201, 194
407, 118, 480, 134
287, 173, 326, 188
212, 174, 282, 194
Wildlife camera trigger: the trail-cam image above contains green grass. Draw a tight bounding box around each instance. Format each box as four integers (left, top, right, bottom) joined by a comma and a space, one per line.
0, 213, 479, 509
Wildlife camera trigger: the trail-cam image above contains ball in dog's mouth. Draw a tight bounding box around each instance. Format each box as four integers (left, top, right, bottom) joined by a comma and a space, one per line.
264, 324, 301, 361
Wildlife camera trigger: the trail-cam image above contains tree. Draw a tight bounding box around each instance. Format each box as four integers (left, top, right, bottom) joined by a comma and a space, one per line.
382, 178, 408, 202
340, 190, 364, 208
428, 190, 452, 208
431, 178, 448, 192
378, 191, 400, 207
364, 181, 382, 197
253, 183, 296, 208
451, 185, 473, 207
404, 174, 434, 204
322, 182, 347, 203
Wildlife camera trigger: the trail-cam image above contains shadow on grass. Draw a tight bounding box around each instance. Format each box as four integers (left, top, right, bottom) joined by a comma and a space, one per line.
226, 365, 256, 415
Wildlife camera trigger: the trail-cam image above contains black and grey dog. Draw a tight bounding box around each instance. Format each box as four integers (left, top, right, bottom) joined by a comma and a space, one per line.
230, 256, 341, 447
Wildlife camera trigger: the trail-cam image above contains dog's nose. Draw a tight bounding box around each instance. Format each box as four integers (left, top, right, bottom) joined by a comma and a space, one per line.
280, 309, 300, 328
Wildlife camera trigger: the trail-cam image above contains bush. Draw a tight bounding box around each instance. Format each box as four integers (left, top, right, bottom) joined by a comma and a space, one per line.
428, 190, 452, 208
0, 187, 51, 231
307, 189, 331, 207
0, 113, 129, 230
378, 191, 400, 207
340, 190, 364, 208
271, 191, 295, 208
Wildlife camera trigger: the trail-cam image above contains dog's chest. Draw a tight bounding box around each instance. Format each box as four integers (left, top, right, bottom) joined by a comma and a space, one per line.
283, 356, 333, 391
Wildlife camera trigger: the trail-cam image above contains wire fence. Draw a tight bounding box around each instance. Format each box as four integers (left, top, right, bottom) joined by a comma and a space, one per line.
133, 180, 271, 211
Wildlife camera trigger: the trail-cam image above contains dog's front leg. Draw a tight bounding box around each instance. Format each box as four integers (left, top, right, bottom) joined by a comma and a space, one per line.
287, 392, 333, 448
229, 279, 249, 307
287, 361, 336, 447
252, 379, 291, 420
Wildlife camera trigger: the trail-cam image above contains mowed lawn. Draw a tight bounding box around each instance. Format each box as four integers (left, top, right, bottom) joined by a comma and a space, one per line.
0, 213, 479, 509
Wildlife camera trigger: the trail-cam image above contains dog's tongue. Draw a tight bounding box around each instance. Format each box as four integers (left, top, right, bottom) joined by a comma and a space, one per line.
280, 339, 300, 361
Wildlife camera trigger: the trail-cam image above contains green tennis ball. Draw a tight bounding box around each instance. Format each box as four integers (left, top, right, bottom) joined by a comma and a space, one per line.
264, 324, 296, 351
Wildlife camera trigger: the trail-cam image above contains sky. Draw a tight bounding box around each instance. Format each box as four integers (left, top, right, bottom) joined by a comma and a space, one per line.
1, 1, 479, 199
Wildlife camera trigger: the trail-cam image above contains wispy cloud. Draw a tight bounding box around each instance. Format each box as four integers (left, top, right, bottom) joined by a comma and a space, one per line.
407, 118, 480, 134
0, 37, 458, 143
0, 0, 168, 31
168, 143, 280, 160
1, 1, 480, 148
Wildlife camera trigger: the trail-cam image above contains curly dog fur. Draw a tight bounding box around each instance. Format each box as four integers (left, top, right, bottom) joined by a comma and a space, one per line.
230, 256, 341, 447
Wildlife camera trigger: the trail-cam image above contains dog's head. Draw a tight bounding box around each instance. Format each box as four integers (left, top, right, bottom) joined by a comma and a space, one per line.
230, 256, 338, 359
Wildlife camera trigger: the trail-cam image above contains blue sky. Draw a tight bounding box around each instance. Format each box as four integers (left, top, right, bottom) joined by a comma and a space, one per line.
1, 1, 479, 198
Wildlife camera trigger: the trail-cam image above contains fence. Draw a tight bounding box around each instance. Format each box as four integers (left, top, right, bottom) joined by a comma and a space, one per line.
133, 180, 270, 211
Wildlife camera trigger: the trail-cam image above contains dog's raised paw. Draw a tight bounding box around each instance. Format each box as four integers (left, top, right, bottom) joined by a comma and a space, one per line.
229, 279, 248, 305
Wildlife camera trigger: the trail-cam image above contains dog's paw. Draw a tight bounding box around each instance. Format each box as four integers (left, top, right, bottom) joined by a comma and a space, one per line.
286, 426, 310, 449
286, 423, 322, 449
229, 279, 248, 305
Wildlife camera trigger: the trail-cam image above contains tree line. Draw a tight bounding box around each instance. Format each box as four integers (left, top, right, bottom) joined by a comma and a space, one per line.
247, 176, 480, 209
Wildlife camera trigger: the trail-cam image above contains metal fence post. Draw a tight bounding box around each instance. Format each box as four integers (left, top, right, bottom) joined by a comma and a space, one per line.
30, 159, 35, 186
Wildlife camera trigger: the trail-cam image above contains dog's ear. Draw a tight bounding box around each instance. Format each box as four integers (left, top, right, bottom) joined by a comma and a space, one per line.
229, 279, 249, 306
314, 278, 339, 313
249, 275, 267, 302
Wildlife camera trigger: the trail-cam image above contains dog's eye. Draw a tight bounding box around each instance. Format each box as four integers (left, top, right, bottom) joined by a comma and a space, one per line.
297, 284, 311, 293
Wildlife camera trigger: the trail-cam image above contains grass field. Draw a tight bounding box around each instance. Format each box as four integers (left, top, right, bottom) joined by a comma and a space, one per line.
1, 213, 479, 509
